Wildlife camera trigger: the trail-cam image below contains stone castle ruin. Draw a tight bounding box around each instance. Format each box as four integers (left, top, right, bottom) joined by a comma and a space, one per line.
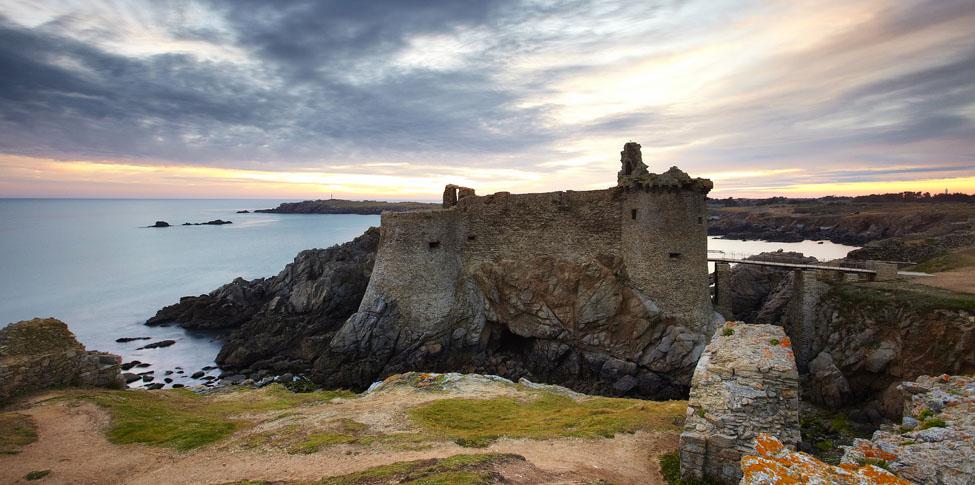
314, 143, 720, 398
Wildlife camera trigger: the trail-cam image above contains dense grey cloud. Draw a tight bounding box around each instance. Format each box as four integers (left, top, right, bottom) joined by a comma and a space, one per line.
0, 0, 973, 195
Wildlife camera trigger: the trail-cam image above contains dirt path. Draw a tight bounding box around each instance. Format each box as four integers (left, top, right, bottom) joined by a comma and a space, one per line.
0, 383, 676, 485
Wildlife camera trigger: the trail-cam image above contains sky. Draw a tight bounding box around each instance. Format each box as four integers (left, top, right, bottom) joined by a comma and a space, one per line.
0, 0, 973, 200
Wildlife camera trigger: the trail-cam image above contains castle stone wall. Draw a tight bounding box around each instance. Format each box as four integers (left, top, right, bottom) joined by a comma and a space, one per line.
679, 322, 800, 483
363, 179, 711, 333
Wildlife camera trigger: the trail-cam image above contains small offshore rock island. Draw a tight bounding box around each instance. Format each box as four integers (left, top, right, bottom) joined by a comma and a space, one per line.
315, 142, 719, 398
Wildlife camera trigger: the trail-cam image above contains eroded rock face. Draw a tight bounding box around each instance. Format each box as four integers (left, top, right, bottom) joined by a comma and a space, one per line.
725, 251, 817, 322
840, 374, 975, 485
147, 227, 380, 373
313, 255, 708, 398
805, 293, 975, 418
719, 251, 975, 415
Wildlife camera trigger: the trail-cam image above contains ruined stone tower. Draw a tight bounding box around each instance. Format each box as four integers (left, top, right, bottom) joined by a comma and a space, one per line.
318, 143, 715, 397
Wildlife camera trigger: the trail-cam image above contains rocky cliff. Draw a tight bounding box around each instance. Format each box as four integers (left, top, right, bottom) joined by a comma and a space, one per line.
148, 227, 380, 374
313, 254, 711, 398
721, 257, 975, 419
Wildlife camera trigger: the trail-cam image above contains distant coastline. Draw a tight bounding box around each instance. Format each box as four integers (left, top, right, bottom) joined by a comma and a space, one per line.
253, 198, 439, 215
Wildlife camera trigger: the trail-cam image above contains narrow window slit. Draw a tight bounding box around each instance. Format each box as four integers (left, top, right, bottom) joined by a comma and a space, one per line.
669, 252, 681, 259
428, 241, 440, 249
631, 209, 638, 220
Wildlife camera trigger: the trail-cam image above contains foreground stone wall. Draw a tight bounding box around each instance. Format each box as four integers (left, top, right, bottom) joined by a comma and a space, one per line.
679, 322, 800, 483
0, 318, 124, 403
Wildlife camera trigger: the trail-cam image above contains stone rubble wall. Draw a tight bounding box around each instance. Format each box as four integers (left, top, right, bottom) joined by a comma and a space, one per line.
679, 322, 800, 483
840, 374, 975, 485
0, 318, 124, 403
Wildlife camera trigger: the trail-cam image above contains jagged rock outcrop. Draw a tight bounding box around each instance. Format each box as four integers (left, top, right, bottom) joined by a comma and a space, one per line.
719, 251, 975, 416
314, 255, 709, 398
803, 286, 975, 419
1, 318, 124, 402
147, 227, 380, 373
840, 374, 974, 485
741, 433, 908, 484
725, 251, 817, 322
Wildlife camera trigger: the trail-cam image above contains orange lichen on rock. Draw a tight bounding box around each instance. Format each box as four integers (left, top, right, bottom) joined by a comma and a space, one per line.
779, 337, 792, 348
740, 434, 910, 485
856, 441, 898, 462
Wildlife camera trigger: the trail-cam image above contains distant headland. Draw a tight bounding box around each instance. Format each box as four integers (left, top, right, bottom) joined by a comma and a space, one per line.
253, 199, 439, 215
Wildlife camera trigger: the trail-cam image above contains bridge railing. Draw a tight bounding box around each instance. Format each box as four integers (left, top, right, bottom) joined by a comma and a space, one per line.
707, 250, 868, 270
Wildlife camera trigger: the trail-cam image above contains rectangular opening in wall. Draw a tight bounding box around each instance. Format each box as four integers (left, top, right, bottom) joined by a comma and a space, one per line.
697, 216, 703, 224
467, 235, 476, 241
669, 252, 681, 259
428, 241, 440, 249
631, 209, 637, 220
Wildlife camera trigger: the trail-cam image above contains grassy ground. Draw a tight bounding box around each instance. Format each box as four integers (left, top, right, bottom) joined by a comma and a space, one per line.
0, 412, 38, 455
409, 391, 686, 447
911, 247, 975, 273
60, 384, 353, 451
829, 280, 975, 312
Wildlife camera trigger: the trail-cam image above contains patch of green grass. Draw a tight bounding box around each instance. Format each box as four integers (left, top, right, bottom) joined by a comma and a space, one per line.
658, 451, 718, 485
409, 392, 685, 447
721, 328, 734, 336
830, 281, 975, 312
814, 439, 834, 452
318, 453, 515, 485
919, 417, 946, 430
61, 384, 354, 451
0, 412, 38, 455
829, 415, 852, 435
25, 470, 50, 481
916, 408, 935, 420
769, 338, 780, 346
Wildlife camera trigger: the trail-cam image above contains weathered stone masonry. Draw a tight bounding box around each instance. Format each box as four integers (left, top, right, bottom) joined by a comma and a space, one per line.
679, 322, 800, 484
362, 143, 714, 334
1, 318, 124, 403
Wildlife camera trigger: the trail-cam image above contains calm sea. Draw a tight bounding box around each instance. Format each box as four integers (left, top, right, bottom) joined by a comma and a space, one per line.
0, 199, 379, 382
0, 199, 857, 385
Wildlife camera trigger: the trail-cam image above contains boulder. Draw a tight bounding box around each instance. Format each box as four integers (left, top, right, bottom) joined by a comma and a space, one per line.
136, 340, 175, 350
0, 318, 125, 402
